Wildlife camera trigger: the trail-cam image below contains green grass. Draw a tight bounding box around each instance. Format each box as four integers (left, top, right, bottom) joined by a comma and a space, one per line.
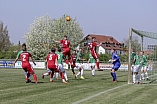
0, 69, 157, 104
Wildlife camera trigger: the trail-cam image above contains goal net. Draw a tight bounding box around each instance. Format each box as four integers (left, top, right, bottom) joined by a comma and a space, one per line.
128, 28, 157, 84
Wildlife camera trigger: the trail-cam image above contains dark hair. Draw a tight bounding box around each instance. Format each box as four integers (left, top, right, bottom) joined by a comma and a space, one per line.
92, 37, 96, 39
51, 48, 56, 53
57, 47, 61, 52
111, 48, 115, 52
22, 43, 26, 51
73, 50, 76, 52
64, 35, 67, 38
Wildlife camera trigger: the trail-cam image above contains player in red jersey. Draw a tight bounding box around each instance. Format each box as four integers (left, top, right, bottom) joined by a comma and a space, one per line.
86, 37, 102, 69
45, 47, 67, 83
71, 50, 77, 75
52, 35, 71, 65
13, 43, 38, 84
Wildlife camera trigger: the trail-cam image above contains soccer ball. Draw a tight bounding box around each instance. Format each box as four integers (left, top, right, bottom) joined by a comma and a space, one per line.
66, 17, 71, 21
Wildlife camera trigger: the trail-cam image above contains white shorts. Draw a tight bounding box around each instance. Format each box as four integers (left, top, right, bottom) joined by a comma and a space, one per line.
76, 63, 83, 69
90, 63, 96, 67
132, 65, 141, 72
47, 67, 51, 73
141, 66, 147, 71
58, 64, 65, 72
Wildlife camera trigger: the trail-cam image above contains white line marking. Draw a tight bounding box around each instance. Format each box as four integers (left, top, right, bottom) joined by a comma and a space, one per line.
72, 84, 127, 104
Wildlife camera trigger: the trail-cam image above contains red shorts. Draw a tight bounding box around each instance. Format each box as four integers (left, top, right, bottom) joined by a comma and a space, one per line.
22, 64, 34, 74
48, 65, 59, 72
91, 51, 99, 59
63, 48, 71, 57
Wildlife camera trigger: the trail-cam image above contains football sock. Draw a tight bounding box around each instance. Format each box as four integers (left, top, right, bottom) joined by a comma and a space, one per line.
111, 73, 114, 78
81, 69, 84, 76
50, 72, 54, 81
63, 72, 68, 81
141, 73, 144, 79
137, 74, 140, 82
56, 72, 59, 79
26, 73, 30, 81
44, 73, 49, 76
77, 72, 81, 76
60, 72, 64, 79
29, 73, 32, 79
92, 70, 95, 75
25, 72, 27, 78
72, 69, 75, 73
112, 72, 117, 80
33, 74, 37, 83
65, 60, 69, 65
145, 72, 149, 78
133, 74, 136, 83
69, 58, 72, 64
96, 62, 100, 69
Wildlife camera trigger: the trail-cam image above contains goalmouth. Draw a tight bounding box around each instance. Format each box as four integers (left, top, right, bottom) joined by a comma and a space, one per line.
128, 28, 157, 84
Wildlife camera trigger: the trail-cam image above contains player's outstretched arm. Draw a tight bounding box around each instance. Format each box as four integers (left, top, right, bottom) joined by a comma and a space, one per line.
87, 59, 90, 64
13, 57, 18, 65
52, 39, 61, 44
97, 42, 102, 47
45, 60, 47, 69
30, 57, 36, 65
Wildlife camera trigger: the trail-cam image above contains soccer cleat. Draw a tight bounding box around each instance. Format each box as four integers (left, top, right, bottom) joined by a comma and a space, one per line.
138, 82, 141, 84
80, 76, 85, 79
92, 75, 95, 77
63, 81, 68, 83
114, 80, 117, 82
72, 73, 75, 75
132, 82, 136, 84
147, 78, 149, 81
42, 74, 44, 79
112, 79, 115, 82
50, 80, 53, 82
28, 79, 31, 82
25, 80, 29, 83
75, 75, 78, 78
35, 82, 38, 84
66, 80, 69, 82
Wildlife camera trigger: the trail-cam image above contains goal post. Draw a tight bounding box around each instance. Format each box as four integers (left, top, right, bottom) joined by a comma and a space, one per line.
128, 28, 157, 84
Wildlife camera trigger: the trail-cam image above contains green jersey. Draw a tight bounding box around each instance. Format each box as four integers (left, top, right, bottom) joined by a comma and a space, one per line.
55, 52, 65, 64
141, 55, 147, 67
131, 52, 136, 61
76, 52, 83, 63
133, 53, 140, 65
17, 50, 30, 58
89, 53, 96, 63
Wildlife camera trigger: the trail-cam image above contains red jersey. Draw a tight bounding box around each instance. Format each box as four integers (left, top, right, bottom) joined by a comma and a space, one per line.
89, 42, 97, 52
20, 52, 32, 68
71, 54, 77, 62
46, 53, 58, 68
60, 40, 70, 48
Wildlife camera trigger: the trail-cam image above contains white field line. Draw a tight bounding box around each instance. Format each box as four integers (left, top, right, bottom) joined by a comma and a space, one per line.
72, 84, 128, 104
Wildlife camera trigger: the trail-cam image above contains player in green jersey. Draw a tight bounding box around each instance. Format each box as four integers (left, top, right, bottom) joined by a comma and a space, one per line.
75, 48, 86, 79
55, 47, 69, 82
87, 52, 96, 76
132, 49, 141, 84
140, 51, 149, 80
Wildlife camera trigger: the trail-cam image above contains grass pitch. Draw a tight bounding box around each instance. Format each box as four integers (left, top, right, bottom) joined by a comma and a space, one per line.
0, 69, 157, 104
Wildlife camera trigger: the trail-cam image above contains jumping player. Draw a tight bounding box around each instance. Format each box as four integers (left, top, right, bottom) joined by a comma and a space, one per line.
75, 48, 86, 79
110, 49, 121, 82
87, 52, 96, 76
71, 50, 77, 75
13, 43, 38, 84
55, 47, 69, 82
140, 51, 149, 80
52, 35, 71, 65
132, 49, 141, 84
45, 47, 67, 83
86, 37, 102, 69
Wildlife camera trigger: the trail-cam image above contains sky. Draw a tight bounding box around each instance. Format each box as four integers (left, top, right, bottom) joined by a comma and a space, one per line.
0, 0, 157, 45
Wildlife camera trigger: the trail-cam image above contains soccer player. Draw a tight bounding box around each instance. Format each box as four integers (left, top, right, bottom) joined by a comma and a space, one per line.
52, 35, 71, 65
55, 47, 69, 82
45, 47, 67, 83
132, 49, 141, 84
75, 48, 86, 79
140, 51, 149, 80
71, 50, 77, 75
110, 49, 121, 82
13, 43, 38, 84
86, 37, 102, 69
87, 52, 96, 76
